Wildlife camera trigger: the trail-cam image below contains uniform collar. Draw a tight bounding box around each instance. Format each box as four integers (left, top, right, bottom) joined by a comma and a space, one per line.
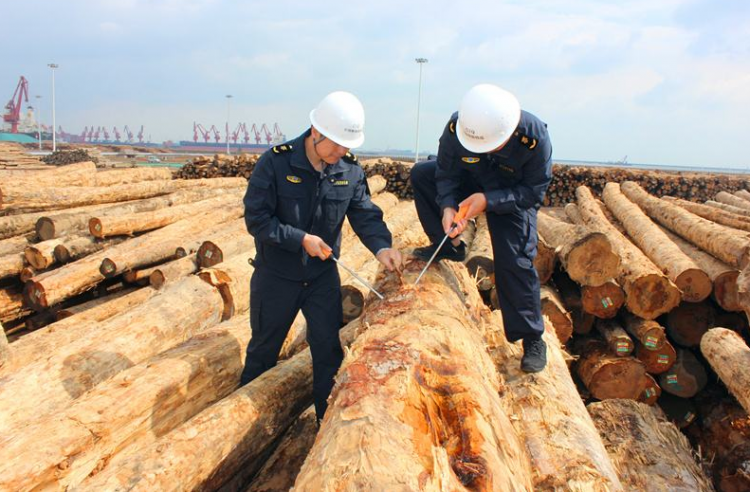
492, 132, 519, 159
289, 128, 348, 175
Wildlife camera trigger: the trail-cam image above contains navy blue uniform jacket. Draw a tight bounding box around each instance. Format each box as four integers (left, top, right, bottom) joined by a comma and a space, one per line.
243, 129, 392, 281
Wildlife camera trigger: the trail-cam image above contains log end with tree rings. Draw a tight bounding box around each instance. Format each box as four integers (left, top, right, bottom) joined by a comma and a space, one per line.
581, 281, 625, 318
637, 374, 661, 405
24, 247, 49, 270
624, 273, 681, 321
713, 270, 741, 312
53, 244, 71, 263
635, 339, 676, 375
99, 258, 118, 278
565, 232, 620, 286
576, 340, 647, 400
658, 348, 708, 399
23, 281, 48, 311
341, 285, 365, 324
666, 301, 716, 348
88, 218, 105, 239
673, 268, 712, 303
197, 241, 222, 268
35, 217, 56, 241
150, 270, 167, 289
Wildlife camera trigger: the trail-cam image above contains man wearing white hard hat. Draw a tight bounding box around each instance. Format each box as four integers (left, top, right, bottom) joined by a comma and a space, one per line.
241, 91, 403, 420
411, 84, 553, 373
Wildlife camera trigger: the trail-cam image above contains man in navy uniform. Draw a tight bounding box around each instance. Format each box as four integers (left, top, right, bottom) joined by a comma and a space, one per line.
241, 91, 403, 420
411, 84, 552, 373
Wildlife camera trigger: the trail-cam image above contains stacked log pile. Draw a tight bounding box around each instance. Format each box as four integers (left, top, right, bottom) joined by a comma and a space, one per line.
3, 158, 750, 491
40, 148, 99, 166
175, 153, 260, 179
0, 142, 44, 168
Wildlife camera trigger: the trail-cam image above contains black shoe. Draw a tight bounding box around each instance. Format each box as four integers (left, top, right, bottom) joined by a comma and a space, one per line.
413, 240, 466, 262
521, 337, 547, 373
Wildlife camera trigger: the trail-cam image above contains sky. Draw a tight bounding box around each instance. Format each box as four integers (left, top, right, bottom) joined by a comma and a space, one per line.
2, 0, 749, 168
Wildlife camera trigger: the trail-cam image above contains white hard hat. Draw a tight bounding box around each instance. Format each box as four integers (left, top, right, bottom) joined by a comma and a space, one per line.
456, 84, 521, 153
309, 91, 365, 149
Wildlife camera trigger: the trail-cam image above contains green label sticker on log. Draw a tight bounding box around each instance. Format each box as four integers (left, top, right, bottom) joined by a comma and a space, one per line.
205, 250, 213, 258
666, 374, 678, 385
657, 354, 670, 364
684, 412, 695, 424
601, 297, 612, 309
616, 341, 630, 353
94, 223, 101, 231
645, 336, 659, 349
644, 388, 655, 398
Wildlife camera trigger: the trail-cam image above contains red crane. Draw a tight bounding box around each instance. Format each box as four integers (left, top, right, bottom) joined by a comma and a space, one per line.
123, 125, 134, 143
3, 76, 29, 133
194, 122, 212, 143
136, 125, 144, 143
259, 124, 273, 144
113, 126, 122, 142
207, 125, 222, 143
231, 122, 251, 144
249, 124, 262, 144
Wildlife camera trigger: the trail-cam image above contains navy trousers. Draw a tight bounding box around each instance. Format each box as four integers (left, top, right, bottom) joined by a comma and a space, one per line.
240, 266, 344, 420
411, 159, 544, 342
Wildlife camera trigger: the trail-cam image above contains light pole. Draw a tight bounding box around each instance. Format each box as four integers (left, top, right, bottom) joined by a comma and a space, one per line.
35, 95, 42, 150
48, 63, 59, 152
225, 94, 233, 155
414, 58, 428, 164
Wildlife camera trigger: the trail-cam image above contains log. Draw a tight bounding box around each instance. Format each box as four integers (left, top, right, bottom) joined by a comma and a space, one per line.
581, 280, 626, 318
149, 254, 199, 289
278, 313, 308, 360
90, 192, 243, 238
36, 186, 243, 240
603, 183, 712, 302
666, 301, 716, 347
294, 260, 534, 491
55, 287, 140, 320
622, 182, 750, 269
76, 333, 319, 492
736, 189, 750, 202
1, 177, 245, 213
0, 252, 24, 280
576, 339, 647, 400
53, 235, 123, 264
244, 406, 317, 492
367, 174, 387, 195
0, 287, 157, 377
0, 287, 31, 324
537, 210, 620, 286
540, 284, 574, 343
0, 322, 7, 368
657, 393, 697, 429
465, 214, 494, 291
197, 226, 255, 268
658, 225, 741, 312
665, 196, 750, 233
588, 399, 712, 491
488, 311, 624, 491
714, 311, 749, 335
658, 348, 707, 398
635, 339, 676, 375
0, 161, 96, 189
715, 191, 750, 211
0, 234, 29, 256
0, 276, 225, 431
551, 269, 595, 334
0, 314, 251, 492
622, 311, 667, 350
705, 199, 750, 218
701, 328, 750, 415
534, 231, 557, 284
595, 318, 634, 356
638, 374, 661, 405
83, 167, 174, 187
198, 253, 254, 320
576, 185, 681, 319
23, 236, 68, 269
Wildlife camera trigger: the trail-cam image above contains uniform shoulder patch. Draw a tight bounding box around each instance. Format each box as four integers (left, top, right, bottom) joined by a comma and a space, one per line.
272, 144, 293, 154
448, 118, 457, 134
518, 134, 538, 150
342, 152, 358, 164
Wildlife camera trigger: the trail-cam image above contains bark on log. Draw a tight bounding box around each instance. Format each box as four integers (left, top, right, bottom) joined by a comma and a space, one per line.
622, 311, 667, 350
666, 301, 716, 348
576, 185, 681, 319
622, 182, 750, 269
244, 406, 317, 492
658, 348, 708, 398
715, 191, 750, 211
0, 276, 224, 431
295, 260, 534, 491
540, 284, 574, 343
0, 314, 250, 491
83, 167, 174, 187
36, 186, 243, 240
537, 210, 620, 286
638, 374, 662, 405
534, 231, 557, 284
0, 287, 157, 377
701, 328, 750, 415
635, 339, 676, 375
665, 196, 750, 233
0, 287, 31, 324
576, 339, 647, 400
466, 214, 495, 291
588, 399, 712, 492
658, 225, 741, 312
90, 192, 242, 238
603, 183, 712, 302
149, 254, 199, 289
0, 234, 29, 256
488, 310, 624, 491
581, 280, 626, 318
595, 318, 634, 356
736, 189, 750, 202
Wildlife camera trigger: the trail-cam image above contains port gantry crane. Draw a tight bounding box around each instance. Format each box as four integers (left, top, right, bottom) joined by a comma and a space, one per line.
3, 76, 30, 133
